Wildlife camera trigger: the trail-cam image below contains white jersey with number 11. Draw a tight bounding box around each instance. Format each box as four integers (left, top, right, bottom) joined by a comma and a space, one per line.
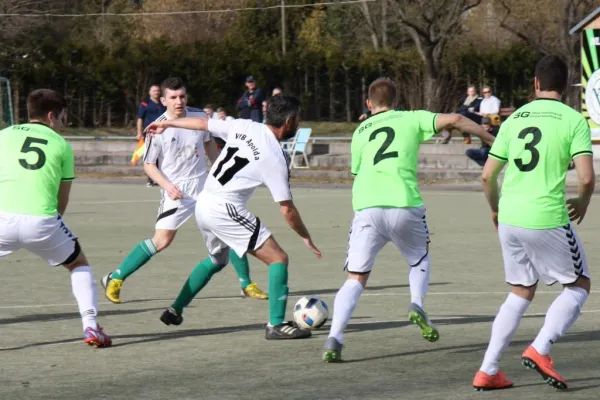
205, 119, 291, 206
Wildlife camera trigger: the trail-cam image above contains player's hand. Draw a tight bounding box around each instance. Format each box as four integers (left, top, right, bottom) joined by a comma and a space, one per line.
303, 237, 322, 258
566, 197, 589, 225
145, 121, 167, 135
491, 211, 498, 231
165, 183, 184, 200
136, 133, 143, 141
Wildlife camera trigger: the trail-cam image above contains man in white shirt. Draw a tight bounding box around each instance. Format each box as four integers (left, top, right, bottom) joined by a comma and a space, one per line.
102, 77, 267, 304
217, 107, 235, 121
478, 86, 501, 117
147, 95, 322, 340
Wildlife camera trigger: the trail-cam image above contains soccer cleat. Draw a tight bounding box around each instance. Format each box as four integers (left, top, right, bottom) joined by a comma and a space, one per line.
408, 303, 440, 342
521, 345, 568, 389
322, 337, 343, 363
265, 321, 311, 340
101, 273, 123, 304
472, 371, 513, 391
160, 307, 183, 326
83, 325, 112, 348
241, 282, 268, 300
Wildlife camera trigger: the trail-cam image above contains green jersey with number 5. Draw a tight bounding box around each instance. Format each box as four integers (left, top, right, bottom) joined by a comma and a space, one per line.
489, 98, 593, 229
0, 123, 75, 216
351, 110, 438, 211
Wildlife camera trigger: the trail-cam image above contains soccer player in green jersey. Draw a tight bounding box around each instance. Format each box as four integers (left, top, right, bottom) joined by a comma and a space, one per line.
472, 56, 595, 391
0, 89, 111, 347
322, 78, 496, 362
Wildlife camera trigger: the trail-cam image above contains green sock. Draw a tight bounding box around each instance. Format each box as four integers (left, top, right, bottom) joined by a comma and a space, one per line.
229, 249, 251, 289
171, 257, 224, 313
111, 239, 158, 280
268, 262, 289, 326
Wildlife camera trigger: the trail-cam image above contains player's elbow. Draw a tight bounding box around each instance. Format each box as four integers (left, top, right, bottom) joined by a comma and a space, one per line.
580, 173, 595, 191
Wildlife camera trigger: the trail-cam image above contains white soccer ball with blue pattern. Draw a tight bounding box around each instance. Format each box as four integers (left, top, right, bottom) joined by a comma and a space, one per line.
293, 296, 329, 330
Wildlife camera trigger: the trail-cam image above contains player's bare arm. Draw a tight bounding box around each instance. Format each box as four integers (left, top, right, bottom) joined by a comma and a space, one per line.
146, 117, 209, 135
136, 118, 144, 140
436, 114, 496, 145
57, 181, 72, 215
143, 162, 183, 200
203, 139, 221, 163
481, 157, 506, 229
567, 155, 595, 224
279, 200, 321, 258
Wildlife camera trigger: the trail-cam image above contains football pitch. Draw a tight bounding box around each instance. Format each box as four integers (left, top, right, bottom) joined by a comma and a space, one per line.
2, 183, 600, 400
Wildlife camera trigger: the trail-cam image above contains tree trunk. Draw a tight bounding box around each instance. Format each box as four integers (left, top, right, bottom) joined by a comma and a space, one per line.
314, 65, 320, 120
13, 81, 19, 124
344, 66, 351, 122
328, 73, 335, 120
107, 103, 112, 128
381, 0, 388, 48
361, 76, 367, 110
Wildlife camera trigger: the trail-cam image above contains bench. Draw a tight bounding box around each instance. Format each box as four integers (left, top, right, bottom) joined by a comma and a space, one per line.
499, 107, 515, 118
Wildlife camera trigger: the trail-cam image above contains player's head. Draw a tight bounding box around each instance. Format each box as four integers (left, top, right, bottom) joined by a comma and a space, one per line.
160, 77, 187, 117
148, 84, 160, 101
367, 78, 398, 111
534, 55, 568, 95
467, 85, 477, 97
265, 95, 301, 141
203, 104, 214, 117
27, 89, 67, 130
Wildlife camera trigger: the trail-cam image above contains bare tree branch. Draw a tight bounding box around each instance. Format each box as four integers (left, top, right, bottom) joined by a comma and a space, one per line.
498, 0, 553, 55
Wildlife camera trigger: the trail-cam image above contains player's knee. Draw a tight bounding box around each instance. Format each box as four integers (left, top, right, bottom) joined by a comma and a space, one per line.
63, 249, 89, 272
569, 275, 591, 293
347, 272, 369, 288
275, 249, 289, 265
209, 251, 230, 268
152, 231, 176, 252
511, 283, 537, 301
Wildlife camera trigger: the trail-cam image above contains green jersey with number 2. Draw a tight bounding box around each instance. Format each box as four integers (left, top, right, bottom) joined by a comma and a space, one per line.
351, 110, 438, 211
489, 98, 593, 229
0, 123, 75, 216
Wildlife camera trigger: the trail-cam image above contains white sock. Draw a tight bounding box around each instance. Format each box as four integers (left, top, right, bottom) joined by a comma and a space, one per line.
480, 293, 530, 375
409, 254, 430, 308
531, 286, 588, 355
71, 266, 98, 331
328, 279, 364, 344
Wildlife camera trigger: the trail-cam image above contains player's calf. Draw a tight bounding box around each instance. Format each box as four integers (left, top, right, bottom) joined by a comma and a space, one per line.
63, 249, 112, 347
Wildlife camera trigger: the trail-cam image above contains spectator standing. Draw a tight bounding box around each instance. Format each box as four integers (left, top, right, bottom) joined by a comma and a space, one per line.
465, 116, 499, 166
236, 76, 265, 122
137, 84, 166, 187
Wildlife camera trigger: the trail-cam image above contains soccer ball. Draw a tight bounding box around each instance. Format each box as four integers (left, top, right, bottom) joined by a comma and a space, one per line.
293, 296, 329, 330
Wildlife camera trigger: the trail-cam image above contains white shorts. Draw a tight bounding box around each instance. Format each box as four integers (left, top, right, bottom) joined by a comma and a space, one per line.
155, 176, 206, 230
498, 223, 590, 286
0, 212, 80, 266
195, 191, 272, 262
345, 207, 430, 273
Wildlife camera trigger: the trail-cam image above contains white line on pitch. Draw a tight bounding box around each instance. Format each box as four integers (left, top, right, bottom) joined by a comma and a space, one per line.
0, 289, 595, 310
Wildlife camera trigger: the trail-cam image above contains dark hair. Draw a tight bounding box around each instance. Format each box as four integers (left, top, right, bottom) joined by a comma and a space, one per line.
27, 89, 67, 121
265, 95, 301, 127
535, 55, 568, 94
204, 104, 214, 110
216, 107, 226, 113
368, 78, 397, 108
160, 77, 186, 96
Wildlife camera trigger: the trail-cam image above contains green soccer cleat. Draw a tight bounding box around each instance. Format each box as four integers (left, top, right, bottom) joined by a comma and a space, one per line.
322, 337, 343, 363
408, 303, 440, 343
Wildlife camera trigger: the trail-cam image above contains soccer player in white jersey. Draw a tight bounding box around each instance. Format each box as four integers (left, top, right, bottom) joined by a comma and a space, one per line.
146, 95, 322, 339
101, 77, 267, 303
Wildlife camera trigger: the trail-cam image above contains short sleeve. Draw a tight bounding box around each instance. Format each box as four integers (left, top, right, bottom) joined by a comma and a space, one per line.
488, 122, 509, 162
262, 156, 292, 202
143, 134, 162, 164
208, 119, 234, 141
414, 110, 438, 141
570, 117, 593, 159
62, 142, 75, 181
137, 103, 146, 119
350, 131, 363, 175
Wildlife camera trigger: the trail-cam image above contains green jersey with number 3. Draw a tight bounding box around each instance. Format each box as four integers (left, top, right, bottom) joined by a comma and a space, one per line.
0, 123, 75, 216
489, 98, 593, 229
351, 110, 438, 211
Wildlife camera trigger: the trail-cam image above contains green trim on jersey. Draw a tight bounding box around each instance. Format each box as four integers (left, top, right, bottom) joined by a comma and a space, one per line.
490, 98, 593, 229
0, 123, 75, 216
351, 109, 438, 211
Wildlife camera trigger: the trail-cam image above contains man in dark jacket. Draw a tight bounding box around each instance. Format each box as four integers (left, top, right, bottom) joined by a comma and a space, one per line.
236, 76, 265, 122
